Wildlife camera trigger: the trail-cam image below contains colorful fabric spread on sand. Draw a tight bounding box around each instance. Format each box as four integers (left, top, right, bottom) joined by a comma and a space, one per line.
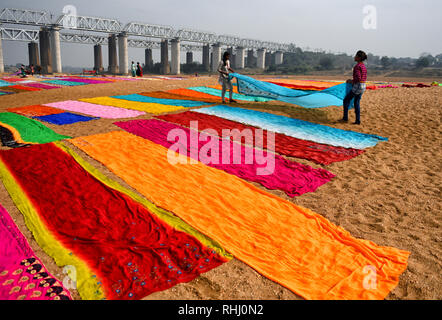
186, 86, 274, 102
166, 88, 224, 102
79, 97, 188, 114
21, 82, 61, 90
55, 78, 110, 85
0, 112, 71, 144
263, 79, 343, 91
0, 205, 72, 300
141, 91, 220, 103
110, 94, 213, 107
0, 143, 231, 300
0, 80, 14, 87
6, 85, 42, 92
70, 131, 410, 300
7, 105, 65, 117
43, 100, 146, 119
195, 106, 387, 149
114, 119, 334, 197
34, 112, 98, 125
0, 125, 30, 148
155, 111, 365, 165
41, 80, 86, 86
230, 73, 354, 108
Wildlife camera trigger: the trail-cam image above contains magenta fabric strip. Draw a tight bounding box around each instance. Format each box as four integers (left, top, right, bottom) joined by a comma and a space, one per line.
0, 204, 72, 300
44, 100, 146, 119
23, 82, 61, 90
58, 78, 111, 84
114, 119, 335, 197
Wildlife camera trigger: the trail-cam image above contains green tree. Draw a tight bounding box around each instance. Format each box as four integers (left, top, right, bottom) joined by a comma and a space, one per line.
380, 56, 391, 69
415, 57, 430, 68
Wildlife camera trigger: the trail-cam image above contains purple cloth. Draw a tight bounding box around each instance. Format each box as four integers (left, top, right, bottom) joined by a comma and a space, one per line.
114, 119, 335, 197
58, 78, 111, 84
23, 82, 61, 89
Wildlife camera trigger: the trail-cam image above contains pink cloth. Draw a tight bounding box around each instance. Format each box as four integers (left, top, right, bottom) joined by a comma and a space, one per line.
0, 204, 72, 300
23, 82, 61, 89
114, 119, 335, 197
58, 78, 110, 84
44, 100, 146, 119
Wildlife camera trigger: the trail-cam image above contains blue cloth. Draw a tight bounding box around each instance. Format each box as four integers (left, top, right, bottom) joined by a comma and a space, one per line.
41, 80, 86, 86
0, 80, 14, 87
195, 105, 387, 149
229, 73, 355, 108
186, 86, 274, 102
110, 94, 212, 107
34, 112, 98, 125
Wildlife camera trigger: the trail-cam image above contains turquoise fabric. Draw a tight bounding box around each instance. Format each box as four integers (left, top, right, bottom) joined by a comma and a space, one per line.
230, 73, 355, 108
110, 94, 212, 107
195, 105, 387, 149
186, 86, 274, 102
41, 80, 87, 86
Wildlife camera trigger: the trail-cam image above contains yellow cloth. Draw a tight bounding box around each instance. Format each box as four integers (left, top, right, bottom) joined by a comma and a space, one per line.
70, 131, 410, 300
79, 97, 187, 114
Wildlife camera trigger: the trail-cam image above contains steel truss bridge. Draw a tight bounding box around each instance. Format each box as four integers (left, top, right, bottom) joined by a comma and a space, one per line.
0, 7, 296, 52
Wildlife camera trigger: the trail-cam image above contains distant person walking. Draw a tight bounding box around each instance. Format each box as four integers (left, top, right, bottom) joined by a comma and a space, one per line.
341, 50, 368, 125
131, 61, 136, 77
30, 64, 35, 76
218, 51, 236, 104
136, 62, 143, 77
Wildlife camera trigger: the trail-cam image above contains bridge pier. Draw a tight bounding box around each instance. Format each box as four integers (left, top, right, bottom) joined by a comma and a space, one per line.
171, 38, 180, 75
257, 48, 266, 69
0, 37, 4, 73
39, 28, 52, 74
186, 51, 193, 64
145, 48, 153, 72
118, 32, 128, 75
202, 44, 210, 72
50, 28, 62, 73
211, 43, 221, 72
235, 47, 245, 69
108, 34, 119, 74
160, 39, 170, 75
275, 51, 284, 65
265, 51, 273, 67
93, 44, 103, 72
28, 42, 40, 68
247, 49, 255, 68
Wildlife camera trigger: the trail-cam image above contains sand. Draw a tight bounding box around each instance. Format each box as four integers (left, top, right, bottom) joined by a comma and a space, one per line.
0, 74, 440, 300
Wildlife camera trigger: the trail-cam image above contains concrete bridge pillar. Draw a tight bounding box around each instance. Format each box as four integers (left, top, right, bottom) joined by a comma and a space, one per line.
118, 32, 128, 75
247, 49, 255, 68
257, 48, 266, 69
93, 44, 103, 72
108, 34, 119, 74
39, 28, 52, 74
186, 51, 193, 64
202, 44, 210, 72
211, 43, 221, 72
275, 51, 284, 65
28, 42, 40, 68
0, 36, 3, 74
50, 28, 62, 73
265, 51, 273, 67
171, 38, 180, 75
160, 39, 170, 75
145, 48, 153, 71
235, 47, 245, 69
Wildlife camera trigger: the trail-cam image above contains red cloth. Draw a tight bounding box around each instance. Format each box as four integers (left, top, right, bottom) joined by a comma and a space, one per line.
155, 111, 364, 165
0, 143, 227, 300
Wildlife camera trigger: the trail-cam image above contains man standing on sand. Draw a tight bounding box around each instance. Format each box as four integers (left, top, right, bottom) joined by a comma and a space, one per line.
131, 61, 136, 77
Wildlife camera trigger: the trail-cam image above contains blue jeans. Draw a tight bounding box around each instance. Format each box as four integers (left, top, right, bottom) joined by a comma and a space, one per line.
343, 91, 362, 123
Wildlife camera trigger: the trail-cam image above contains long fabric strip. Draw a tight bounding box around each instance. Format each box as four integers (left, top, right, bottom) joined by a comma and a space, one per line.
0, 204, 72, 300
0, 143, 230, 300
70, 131, 410, 300
231, 73, 354, 108
155, 111, 365, 165
195, 106, 388, 149
44, 100, 146, 119
41, 80, 86, 86
79, 97, 188, 114
141, 90, 221, 103
114, 119, 334, 197
186, 86, 274, 102
0, 112, 71, 144
7, 105, 66, 117
110, 94, 213, 108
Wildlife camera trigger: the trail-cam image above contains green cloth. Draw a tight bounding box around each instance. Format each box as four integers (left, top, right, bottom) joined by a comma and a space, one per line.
0, 112, 71, 144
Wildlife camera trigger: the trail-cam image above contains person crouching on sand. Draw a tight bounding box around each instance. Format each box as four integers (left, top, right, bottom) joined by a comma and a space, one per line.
218, 51, 236, 104
341, 50, 368, 125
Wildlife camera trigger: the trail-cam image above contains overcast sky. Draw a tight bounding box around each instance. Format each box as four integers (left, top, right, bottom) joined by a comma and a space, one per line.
2, 0, 442, 67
